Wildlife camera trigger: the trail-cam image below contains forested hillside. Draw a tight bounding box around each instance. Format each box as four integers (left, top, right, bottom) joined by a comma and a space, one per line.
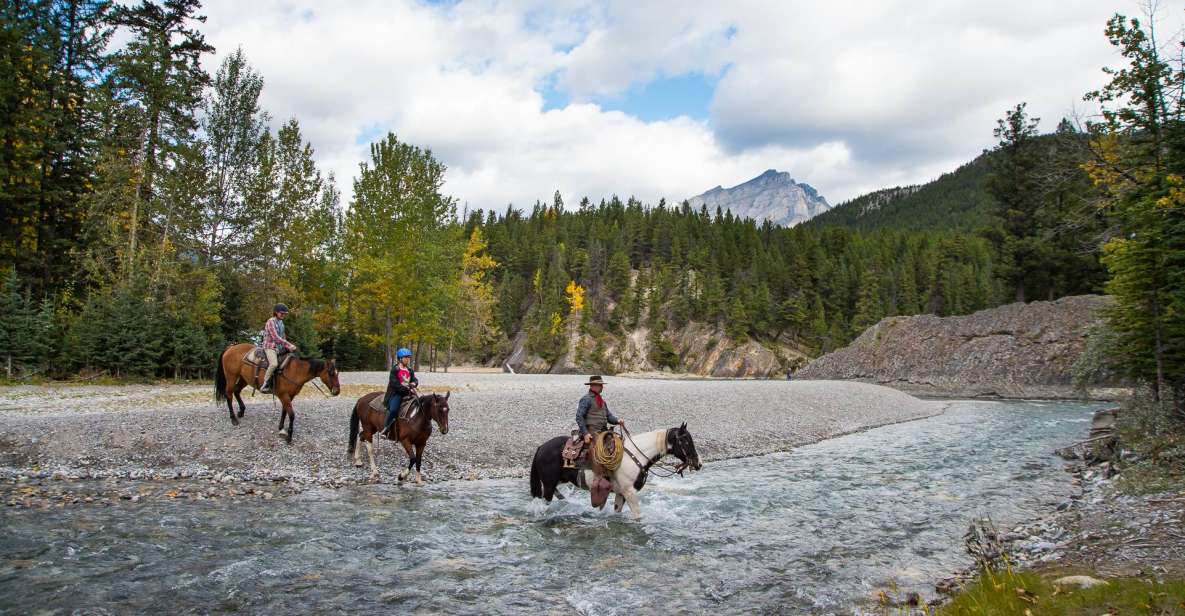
808, 131, 1093, 236
470, 197, 1001, 371
807, 157, 993, 231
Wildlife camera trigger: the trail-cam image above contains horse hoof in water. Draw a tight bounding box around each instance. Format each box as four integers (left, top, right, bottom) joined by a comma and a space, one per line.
278, 429, 287, 436
354, 460, 363, 468
237, 409, 245, 418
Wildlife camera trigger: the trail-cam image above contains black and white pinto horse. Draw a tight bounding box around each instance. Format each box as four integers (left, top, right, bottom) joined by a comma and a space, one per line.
529, 423, 702, 519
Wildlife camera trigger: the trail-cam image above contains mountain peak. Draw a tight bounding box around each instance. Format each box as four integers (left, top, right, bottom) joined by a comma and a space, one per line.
685, 170, 830, 227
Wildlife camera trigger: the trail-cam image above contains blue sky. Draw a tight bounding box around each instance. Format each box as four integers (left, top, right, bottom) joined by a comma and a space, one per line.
543, 72, 719, 122
198, 0, 1185, 211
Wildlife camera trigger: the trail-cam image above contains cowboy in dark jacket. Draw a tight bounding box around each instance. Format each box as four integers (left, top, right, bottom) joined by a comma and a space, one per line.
563, 375, 626, 469
576, 375, 624, 443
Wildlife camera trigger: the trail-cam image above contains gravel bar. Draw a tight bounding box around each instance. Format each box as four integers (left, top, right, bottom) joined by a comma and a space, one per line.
0, 373, 944, 489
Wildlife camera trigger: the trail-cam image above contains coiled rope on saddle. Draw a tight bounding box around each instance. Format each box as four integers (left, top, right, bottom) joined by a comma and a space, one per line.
592, 431, 624, 471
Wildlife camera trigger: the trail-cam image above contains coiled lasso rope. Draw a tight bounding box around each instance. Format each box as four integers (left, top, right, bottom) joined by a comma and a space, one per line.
592, 431, 624, 471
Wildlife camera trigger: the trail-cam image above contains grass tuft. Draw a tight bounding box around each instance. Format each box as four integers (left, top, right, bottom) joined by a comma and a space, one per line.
937, 567, 1185, 615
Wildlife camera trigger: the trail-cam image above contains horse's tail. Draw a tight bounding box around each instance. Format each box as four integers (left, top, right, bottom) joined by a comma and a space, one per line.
348, 404, 360, 456
529, 451, 543, 499
214, 348, 228, 403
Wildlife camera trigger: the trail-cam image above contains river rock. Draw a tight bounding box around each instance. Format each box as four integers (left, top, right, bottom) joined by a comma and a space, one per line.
797, 295, 1122, 399
1053, 575, 1107, 588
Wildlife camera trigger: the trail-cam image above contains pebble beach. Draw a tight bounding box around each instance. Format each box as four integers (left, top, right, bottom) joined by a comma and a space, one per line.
0, 373, 944, 498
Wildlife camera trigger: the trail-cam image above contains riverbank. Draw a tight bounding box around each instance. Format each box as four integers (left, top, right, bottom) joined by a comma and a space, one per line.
0, 373, 943, 507
921, 401, 1185, 613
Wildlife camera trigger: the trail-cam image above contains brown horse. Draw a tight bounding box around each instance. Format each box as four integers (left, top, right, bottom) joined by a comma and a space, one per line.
348, 391, 450, 483
215, 342, 341, 443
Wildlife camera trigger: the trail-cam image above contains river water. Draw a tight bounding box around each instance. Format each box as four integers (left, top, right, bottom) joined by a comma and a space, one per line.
0, 399, 1100, 614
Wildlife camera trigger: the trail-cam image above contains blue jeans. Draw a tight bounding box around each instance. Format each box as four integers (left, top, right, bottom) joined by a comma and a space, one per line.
385, 394, 402, 430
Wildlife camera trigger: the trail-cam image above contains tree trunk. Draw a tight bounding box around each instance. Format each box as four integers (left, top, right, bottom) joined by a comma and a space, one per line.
413, 340, 422, 371
384, 309, 393, 370
429, 344, 436, 373
445, 340, 452, 373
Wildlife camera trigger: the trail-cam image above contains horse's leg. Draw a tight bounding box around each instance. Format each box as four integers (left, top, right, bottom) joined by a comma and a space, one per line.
285, 399, 295, 444
623, 488, 642, 520
365, 438, 379, 481
233, 380, 247, 418
398, 438, 414, 482
614, 492, 626, 513
354, 426, 366, 468
414, 442, 425, 485
277, 394, 294, 443
223, 364, 239, 426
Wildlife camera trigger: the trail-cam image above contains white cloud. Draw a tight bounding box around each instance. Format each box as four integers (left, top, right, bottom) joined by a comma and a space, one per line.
198, 0, 1185, 211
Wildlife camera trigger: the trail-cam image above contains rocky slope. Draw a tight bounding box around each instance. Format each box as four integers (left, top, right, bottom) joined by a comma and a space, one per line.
686, 169, 830, 227
797, 295, 1121, 399
504, 320, 810, 378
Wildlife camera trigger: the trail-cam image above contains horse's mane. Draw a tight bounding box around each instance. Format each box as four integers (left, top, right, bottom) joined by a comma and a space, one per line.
300, 357, 325, 374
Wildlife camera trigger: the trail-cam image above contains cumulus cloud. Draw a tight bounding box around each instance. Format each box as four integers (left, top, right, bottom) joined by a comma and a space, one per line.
198, 0, 1185, 210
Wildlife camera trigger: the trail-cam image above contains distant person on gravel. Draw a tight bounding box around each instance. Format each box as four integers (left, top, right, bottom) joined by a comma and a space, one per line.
260, 303, 297, 393
380, 347, 418, 438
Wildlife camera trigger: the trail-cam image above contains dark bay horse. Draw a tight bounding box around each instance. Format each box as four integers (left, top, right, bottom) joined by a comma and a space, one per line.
529, 424, 702, 519
348, 391, 450, 483
215, 342, 341, 443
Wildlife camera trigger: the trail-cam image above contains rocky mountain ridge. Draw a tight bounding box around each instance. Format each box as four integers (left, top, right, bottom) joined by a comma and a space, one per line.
686, 169, 831, 227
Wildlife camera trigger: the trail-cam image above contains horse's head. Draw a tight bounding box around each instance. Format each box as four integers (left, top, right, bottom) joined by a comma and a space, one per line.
429, 391, 450, 435
666, 422, 702, 472
320, 359, 341, 396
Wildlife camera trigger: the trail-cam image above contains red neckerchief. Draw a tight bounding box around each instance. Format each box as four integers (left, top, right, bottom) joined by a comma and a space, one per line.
592, 391, 605, 407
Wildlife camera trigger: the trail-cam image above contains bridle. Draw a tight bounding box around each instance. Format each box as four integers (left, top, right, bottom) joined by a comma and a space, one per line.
305, 360, 338, 397
620, 426, 695, 479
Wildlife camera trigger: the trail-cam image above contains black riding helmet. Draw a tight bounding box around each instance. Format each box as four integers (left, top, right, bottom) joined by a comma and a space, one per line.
274, 303, 289, 314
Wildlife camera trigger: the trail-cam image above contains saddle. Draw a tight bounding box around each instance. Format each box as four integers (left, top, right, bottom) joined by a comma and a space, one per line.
243, 346, 291, 390
562, 431, 587, 469
368, 395, 419, 420
561, 430, 622, 473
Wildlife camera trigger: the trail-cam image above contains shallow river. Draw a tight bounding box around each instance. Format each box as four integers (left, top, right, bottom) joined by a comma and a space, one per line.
0, 399, 1101, 614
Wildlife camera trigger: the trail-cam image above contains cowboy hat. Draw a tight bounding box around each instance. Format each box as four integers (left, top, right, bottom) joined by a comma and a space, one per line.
584, 375, 606, 386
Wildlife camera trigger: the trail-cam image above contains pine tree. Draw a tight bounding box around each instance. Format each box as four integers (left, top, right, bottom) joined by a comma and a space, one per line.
194, 46, 267, 266
986, 103, 1043, 303
110, 0, 213, 273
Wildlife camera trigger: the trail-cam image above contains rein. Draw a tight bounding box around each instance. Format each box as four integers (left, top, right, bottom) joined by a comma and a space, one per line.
276, 358, 333, 397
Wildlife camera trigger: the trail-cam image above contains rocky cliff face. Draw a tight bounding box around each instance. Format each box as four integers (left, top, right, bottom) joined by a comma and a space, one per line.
504, 320, 810, 378
797, 295, 1121, 399
686, 169, 830, 227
